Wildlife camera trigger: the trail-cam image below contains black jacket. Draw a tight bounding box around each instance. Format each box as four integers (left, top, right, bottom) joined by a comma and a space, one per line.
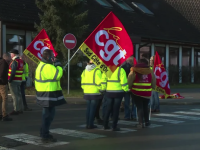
121, 62, 132, 77
0, 58, 9, 85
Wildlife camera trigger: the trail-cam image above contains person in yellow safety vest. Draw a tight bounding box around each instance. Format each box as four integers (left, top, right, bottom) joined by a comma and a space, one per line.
150, 56, 160, 113
81, 60, 103, 129
35, 49, 66, 143
20, 55, 32, 111
128, 58, 156, 128
103, 66, 129, 131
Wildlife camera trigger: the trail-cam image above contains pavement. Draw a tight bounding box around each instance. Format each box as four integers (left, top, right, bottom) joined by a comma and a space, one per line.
1, 104, 200, 150
10, 88, 200, 105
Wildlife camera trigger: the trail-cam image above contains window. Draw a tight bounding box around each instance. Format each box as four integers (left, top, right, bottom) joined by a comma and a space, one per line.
139, 46, 151, 62
194, 49, 200, 66
155, 46, 165, 67
6, 34, 25, 55
169, 47, 179, 66
112, 0, 134, 12
182, 48, 191, 67
95, 0, 113, 8
132, 2, 154, 15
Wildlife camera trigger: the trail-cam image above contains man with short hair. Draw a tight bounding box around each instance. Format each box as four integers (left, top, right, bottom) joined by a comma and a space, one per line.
8, 49, 24, 115
20, 55, 32, 111
35, 49, 66, 142
0, 53, 12, 121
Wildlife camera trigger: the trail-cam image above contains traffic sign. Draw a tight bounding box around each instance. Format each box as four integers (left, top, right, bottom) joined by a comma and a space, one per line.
63, 33, 77, 49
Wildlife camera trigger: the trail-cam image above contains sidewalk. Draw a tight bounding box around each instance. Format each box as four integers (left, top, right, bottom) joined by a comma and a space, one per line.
8, 88, 200, 105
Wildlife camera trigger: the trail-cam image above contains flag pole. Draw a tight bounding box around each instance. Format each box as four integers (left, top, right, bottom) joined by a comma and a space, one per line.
63, 49, 80, 70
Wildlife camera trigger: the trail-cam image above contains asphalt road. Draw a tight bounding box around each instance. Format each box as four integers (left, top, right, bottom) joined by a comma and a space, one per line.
1, 103, 200, 150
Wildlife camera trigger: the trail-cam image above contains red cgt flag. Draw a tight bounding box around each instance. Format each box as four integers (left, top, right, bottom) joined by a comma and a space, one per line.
23, 29, 57, 64
79, 11, 133, 77
154, 51, 170, 98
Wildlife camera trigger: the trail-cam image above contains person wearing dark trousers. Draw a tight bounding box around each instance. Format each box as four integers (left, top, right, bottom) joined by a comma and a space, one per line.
128, 59, 156, 128
20, 55, 32, 111
103, 67, 129, 131
95, 98, 103, 124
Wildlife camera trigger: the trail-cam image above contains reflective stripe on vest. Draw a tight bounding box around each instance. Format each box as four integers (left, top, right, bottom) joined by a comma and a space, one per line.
81, 68, 100, 86
35, 64, 59, 83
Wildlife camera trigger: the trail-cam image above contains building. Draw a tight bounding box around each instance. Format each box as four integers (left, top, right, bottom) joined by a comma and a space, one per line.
0, 0, 200, 84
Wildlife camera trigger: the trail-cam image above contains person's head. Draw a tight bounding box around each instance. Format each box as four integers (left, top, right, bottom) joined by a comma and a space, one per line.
126, 56, 134, 66
87, 60, 94, 65
138, 58, 149, 65
42, 49, 54, 62
150, 56, 155, 67
3, 53, 11, 63
9, 49, 19, 59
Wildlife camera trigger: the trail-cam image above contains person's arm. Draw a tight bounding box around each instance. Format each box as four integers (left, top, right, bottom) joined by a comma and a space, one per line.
25, 63, 29, 81
8, 60, 17, 83
120, 68, 129, 92
81, 70, 85, 90
128, 71, 136, 89
41, 64, 63, 80
101, 73, 107, 91
95, 70, 102, 90
151, 70, 156, 89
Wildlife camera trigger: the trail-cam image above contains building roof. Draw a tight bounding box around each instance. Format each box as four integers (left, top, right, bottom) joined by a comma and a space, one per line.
0, 0, 200, 44
0, 0, 39, 24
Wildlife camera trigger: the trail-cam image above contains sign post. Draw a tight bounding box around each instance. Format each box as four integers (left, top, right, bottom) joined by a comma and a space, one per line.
63, 33, 77, 94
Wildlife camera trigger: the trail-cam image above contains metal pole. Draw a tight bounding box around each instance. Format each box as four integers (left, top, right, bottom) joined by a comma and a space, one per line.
68, 49, 70, 95
63, 48, 80, 70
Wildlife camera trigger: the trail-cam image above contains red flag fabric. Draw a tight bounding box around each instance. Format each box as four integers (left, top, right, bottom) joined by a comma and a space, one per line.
159, 93, 184, 99
133, 57, 137, 66
79, 11, 133, 77
23, 29, 57, 64
154, 51, 170, 98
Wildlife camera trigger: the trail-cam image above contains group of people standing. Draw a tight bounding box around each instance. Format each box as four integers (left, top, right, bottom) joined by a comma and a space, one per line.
81, 56, 160, 130
0, 49, 32, 121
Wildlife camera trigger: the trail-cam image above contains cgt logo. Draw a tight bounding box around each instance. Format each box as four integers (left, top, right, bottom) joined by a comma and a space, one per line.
33, 38, 51, 59
95, 27, 126, 65
154, 66, 170, 89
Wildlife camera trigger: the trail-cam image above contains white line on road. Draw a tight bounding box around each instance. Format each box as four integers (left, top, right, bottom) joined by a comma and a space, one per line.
151, 117, 185, 124
65, 40, 75, 43
3, 134, 69, 148
50, 128, 106, 139
117, 120, 163, 128
174, 111, 200, 116
0, 146, 15, 150
154, 113, 200, 120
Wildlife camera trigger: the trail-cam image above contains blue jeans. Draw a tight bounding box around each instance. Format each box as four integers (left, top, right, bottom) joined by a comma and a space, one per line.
104, 97, 122, 129
124, 92, 137, 119
86, 100, 98, 127
40, 107, 55, 138
151, 91, 160, 110
21, 81, 27, 108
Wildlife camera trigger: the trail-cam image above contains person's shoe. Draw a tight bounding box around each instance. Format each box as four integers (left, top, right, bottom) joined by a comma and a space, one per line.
145, 122, 151, 127
104, 126, 111, 130
135, 124, 144, 129
9, 111, 19, 115
87, 125, 98, 129
41, 134, 57, 143
112, 127, 120, 131
2, 116, 13, 121
97, 119, 104, 125
24, 107, 32, 111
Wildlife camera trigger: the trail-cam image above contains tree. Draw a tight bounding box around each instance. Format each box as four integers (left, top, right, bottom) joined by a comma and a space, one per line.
35, 0, 89, 88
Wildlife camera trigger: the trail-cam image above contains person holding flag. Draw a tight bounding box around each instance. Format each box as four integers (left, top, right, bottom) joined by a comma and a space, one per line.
128, 59, 156, 128
150, 56, 160, 113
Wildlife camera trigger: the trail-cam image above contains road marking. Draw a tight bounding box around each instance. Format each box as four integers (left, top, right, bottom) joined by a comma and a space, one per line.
151, 117, 185, 124
154, 113, 200, 120
65, 40, 75, 43
78, 124, 136, 133
50, 128, 106, 139
3, 134, 69, 148
0, 146, 15, 150
174, 111, 200, 116
117, 120, 162, 128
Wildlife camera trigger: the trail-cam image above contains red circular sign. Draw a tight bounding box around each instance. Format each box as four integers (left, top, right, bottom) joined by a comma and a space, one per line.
63, 33, 77, 49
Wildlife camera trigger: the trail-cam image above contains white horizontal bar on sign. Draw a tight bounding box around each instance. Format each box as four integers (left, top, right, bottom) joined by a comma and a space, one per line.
0, 146, 15, 150
174, 111, 200, 116
50, 128, 106, 139
191, 109, 200, 112
154, 113, 200, 120
151, 117, 185, 124
3, 133, 69, 148
65, 40, 75, 43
